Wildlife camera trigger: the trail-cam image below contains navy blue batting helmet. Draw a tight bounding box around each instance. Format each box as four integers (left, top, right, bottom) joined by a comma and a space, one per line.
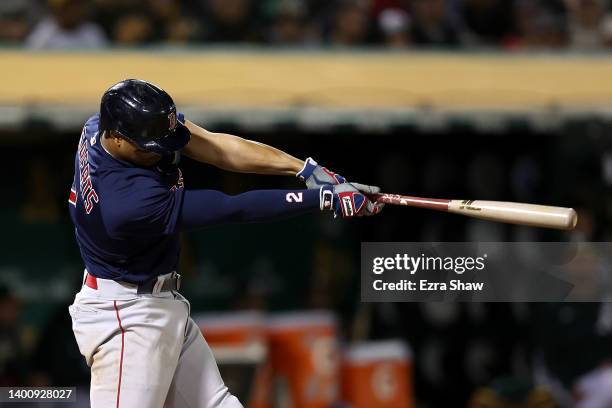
99, 79, 190, 155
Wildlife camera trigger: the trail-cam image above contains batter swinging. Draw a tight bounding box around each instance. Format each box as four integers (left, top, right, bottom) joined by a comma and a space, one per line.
67, 79, 383, 408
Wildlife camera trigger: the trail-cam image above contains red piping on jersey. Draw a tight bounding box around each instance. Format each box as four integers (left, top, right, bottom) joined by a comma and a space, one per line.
68, 189, 77, 206
113, 301, 125, 408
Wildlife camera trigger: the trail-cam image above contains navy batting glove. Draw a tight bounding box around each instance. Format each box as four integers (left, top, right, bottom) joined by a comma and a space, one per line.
297, 157, 346, 189
320, 184, 383, 218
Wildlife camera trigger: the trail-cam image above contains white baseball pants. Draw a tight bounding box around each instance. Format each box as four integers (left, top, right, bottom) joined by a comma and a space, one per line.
69, 275, 243, 408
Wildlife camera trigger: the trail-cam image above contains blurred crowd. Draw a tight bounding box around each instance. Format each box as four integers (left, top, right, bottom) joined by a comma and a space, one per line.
1, 0, 612, 50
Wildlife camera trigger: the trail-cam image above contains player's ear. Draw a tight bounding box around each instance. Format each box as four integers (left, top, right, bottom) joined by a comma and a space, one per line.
107, 131, 123, 148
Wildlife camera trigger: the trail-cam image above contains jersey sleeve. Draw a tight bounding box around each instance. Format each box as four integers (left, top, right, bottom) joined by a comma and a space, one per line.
178, 188, 322, 231
101, 172, 184, 237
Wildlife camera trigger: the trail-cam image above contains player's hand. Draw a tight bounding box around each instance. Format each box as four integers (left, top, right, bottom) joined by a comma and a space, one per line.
297, 157, 346, 188
297, 158, 384, 214
350, 183, 385, 215
320, 184, 384, 218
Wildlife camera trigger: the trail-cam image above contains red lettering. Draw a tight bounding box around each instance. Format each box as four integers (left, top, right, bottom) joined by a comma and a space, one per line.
84, 188, 99, 214
76, 133, 99, 215
81, 177, 92, 196
80, 163, 90, 183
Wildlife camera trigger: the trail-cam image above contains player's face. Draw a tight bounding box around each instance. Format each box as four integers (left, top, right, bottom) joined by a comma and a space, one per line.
122, 141, 162, 167
110, 135, 162, 167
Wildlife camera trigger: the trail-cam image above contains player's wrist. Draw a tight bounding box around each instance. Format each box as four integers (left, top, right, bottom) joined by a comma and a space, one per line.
296, 157, 317, 180
319, 185, 334, 212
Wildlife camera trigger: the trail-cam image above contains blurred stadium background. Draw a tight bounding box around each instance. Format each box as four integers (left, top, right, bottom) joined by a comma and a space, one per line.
1, 0, 612, 407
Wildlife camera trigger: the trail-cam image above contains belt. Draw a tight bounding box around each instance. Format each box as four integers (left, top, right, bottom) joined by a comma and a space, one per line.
84, 272, 182, 295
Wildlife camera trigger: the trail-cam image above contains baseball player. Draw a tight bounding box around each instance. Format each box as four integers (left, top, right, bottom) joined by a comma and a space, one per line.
67, 79, 383, 408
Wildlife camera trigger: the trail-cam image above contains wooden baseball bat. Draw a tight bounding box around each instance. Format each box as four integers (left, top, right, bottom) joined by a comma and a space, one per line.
369, 193, 578, 230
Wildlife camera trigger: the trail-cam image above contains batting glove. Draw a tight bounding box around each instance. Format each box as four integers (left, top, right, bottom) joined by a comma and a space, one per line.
320, 184, 384, 218
297, 157, 346, 188
301, 158, 385, 216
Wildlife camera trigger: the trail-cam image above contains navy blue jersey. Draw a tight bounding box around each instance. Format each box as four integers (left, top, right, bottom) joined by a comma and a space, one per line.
68, 114, 185, 283
69, 115, 326, 284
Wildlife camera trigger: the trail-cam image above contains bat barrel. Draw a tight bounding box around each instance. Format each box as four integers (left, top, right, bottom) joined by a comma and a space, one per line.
447, 200, 578, 230
370, 193, 578, 230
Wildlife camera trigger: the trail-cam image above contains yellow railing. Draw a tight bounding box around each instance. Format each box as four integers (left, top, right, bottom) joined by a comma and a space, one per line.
2, 50, 612, 110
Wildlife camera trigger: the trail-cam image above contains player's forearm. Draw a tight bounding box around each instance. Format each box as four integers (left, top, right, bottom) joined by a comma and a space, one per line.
208, 134, 304, 175
182, 120, 303, 176
178, 188, 322, 231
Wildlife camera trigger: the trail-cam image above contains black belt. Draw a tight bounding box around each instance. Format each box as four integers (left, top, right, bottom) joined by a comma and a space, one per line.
84, 272, 181, 294
137, 272, 182, 294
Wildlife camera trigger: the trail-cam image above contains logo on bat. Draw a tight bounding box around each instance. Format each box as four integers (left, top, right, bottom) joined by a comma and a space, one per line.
459, 200, 481, 211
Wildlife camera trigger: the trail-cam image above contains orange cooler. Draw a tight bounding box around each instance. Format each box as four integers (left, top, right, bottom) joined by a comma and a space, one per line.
195, 311, 270, 408
267, 311, 340, 408
341, 340, 414, 408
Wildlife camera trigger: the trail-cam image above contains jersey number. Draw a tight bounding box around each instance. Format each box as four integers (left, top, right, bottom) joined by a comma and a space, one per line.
286, 192, 303, 203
